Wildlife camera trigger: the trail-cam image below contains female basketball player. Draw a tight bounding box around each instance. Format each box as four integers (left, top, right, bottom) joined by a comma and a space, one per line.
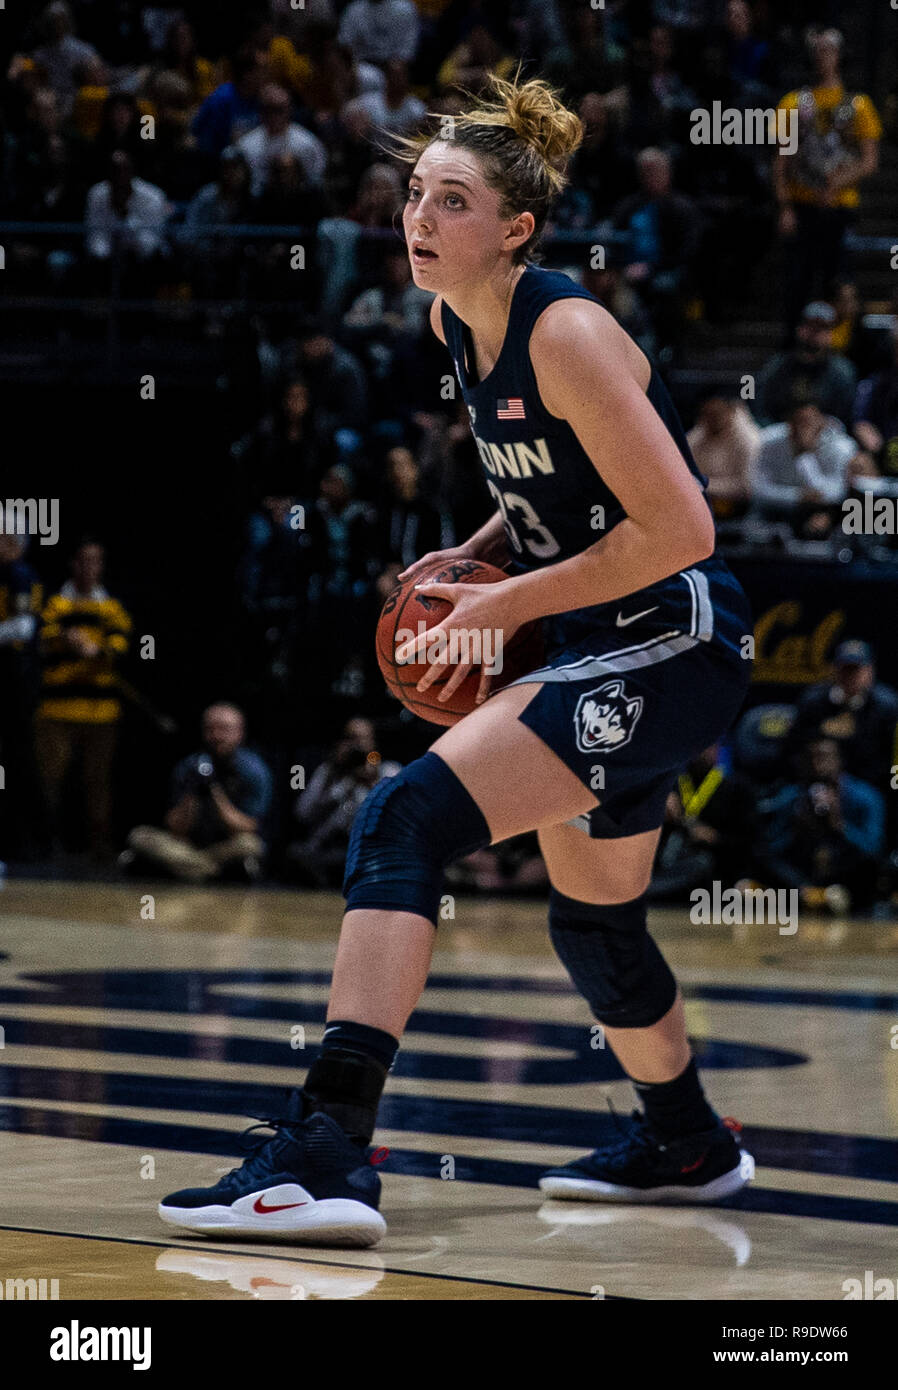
160, 76, 755, 1247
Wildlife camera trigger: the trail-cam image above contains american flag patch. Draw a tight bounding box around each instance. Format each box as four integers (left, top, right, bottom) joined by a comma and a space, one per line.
496, 397, 526, 419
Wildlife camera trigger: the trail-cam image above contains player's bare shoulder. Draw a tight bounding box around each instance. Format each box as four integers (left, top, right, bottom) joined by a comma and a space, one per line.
529, 295, 650, 415
429, 295, 447, 344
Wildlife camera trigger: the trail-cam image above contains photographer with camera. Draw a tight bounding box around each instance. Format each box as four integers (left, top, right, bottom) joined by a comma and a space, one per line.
286, 716, 399, 888
758, 737, 884, 913
123, 702, 272, 883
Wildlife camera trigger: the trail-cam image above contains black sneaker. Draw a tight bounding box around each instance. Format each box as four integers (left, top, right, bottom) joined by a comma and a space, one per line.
158, 1094, 387, 1246
539, 1111, 754, 1204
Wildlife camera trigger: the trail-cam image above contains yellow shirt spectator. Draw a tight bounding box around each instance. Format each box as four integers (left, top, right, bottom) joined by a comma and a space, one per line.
268, 36, 313, 99
39, 581, 132, 724
777, 84, 882, 209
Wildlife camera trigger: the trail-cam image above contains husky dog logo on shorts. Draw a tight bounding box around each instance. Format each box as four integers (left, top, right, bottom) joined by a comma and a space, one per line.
467, 403, 477, 427
573, 679, 643, 753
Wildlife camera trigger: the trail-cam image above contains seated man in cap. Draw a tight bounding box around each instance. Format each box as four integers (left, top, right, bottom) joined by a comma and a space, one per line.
786, 640, 898, 798
754, 301, 857, 428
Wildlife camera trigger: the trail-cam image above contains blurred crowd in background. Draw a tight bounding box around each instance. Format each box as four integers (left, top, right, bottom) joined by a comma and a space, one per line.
3, 0, 898, 912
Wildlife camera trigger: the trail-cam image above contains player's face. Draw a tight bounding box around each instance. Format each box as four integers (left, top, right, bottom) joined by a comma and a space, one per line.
403, 142, 510, 291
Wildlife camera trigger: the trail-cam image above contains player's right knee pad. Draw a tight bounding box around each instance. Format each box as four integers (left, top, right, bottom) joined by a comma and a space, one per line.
548, 888, 677, 1028
342, 752, 491, 926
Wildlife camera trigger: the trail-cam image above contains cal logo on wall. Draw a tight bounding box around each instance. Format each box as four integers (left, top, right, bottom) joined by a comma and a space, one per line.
753, 601, 846, 684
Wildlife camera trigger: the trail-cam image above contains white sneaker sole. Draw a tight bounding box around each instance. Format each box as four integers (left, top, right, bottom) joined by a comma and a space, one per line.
539, 1149, 755, 1205
158, 1197, 387, 1248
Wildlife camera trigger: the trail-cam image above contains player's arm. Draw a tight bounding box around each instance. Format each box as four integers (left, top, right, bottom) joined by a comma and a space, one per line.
503, 299, 716, 627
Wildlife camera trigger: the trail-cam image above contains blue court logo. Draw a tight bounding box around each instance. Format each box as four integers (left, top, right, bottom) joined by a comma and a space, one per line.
573, 679, 643, 753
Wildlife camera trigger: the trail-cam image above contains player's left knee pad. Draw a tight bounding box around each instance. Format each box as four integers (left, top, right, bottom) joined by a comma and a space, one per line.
548, 888, 676, 1028
342, 752, 491, 925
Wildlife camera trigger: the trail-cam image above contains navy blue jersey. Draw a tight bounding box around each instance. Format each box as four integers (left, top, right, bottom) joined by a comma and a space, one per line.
440, 265, 747, 658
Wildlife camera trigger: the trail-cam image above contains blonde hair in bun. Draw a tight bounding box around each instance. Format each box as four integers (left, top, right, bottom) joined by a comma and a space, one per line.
394, 71, 583, 262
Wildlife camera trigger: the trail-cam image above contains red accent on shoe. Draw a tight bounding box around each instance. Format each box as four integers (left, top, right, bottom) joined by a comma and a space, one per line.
370, 1146, 390, 1166
721, 1116, 743, 1135
252, 1195, 309, 1213
679, 1151, 709, 1174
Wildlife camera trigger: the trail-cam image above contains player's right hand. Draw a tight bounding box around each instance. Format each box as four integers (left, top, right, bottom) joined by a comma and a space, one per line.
397, 545, 475, 585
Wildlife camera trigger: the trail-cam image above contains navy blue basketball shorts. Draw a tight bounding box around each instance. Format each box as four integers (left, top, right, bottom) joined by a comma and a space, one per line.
509, 615, 752, 841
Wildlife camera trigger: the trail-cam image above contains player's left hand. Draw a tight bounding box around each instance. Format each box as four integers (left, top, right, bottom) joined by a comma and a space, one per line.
394, 578, 524, 706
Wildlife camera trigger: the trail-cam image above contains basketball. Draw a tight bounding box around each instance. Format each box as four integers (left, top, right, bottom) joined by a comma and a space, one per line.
376, 558, 545, 725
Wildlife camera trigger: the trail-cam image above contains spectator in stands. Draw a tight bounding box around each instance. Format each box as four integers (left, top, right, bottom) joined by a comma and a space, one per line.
625, 24, 697, 149
35, 539, 131, 860
342, 246, 432, 380
519, 0, 568, 65
687, 390, 760, 518
554, 92, 633, 227
252, 149, 331, 232
137, 73, 215, 202
7, 85, 84, 223
291, 327, 369, 435
338, 0, 421, 66
680, 35, 773, 324
324, 99, 381, 218
237, 82, 327, 196
654, 0, 716, 32
407, 394, 489, 537
542, 4, 625, 103
70, 53, 113, 141
84, 149, 167, 259
754, 301, 857, 427
773, 27, 882, 333
376, 446, 446, 574
759, 737, 884, 912
286, 716, 399, 886
84, 151, 169, 294
648, 743, 759, 901
191, 46, 268, 159
724, 0, 773, 93
237, 491, 323, 705
787, 640, 898, 795
348, 160, 403, 231
261, 20, 317, 103
296, 21, 385, 129
124, 703, 272, 883
437, 20, 515, 95
828, 277, 863, 360
316, 464, 379, 592
611, 147, 702, 355
315, 464, 380, 697
249, 151, 329, 310
853, 322, 898, 477
581, 256, 654, 355
232, 375, 332, 505
315, 161, 403, 320
154, 16, 220, 109
83, 91, 147, 187
181, 146, 253, 298
0, 524, 47, 862
31, 1, 100, 119
341, 59, 425, 138
751, 399, 863, 532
